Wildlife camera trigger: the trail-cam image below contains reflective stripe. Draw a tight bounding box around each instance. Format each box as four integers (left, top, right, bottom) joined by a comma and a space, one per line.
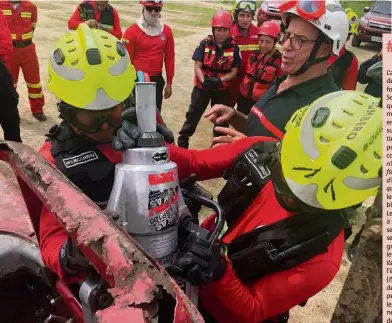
28, 92, 44, 99
26, 82, 42, 89
238, 44, 259, 51
204, 48, 234, 56
32, 22, 37, 27
22, 31, 34, 40
250, 106, 284, 139
11, 34, 16, 40
21, 11, 32, 18
122, 38, 129, 44
1, 9, 12, 16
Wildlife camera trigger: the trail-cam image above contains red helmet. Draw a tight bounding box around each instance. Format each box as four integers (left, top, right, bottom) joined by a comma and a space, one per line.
258, 21, 281, 39
211, 10, 233, 29
140, 0, 163, 7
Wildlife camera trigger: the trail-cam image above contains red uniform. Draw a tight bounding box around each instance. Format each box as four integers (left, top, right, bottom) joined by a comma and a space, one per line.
122, 24, 175, 84
1, 1, 44, 114
39, 136, 344, 323
327, 46, 358, 91
229, 23, 260, 107
68, 1, 122, 40
0, 10, 12, 61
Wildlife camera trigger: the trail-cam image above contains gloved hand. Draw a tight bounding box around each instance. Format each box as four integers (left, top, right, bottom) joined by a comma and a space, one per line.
59, 237, 90, 275
202, 76, 222, 90
112, 107, 175, 150
174, 219, 226, 286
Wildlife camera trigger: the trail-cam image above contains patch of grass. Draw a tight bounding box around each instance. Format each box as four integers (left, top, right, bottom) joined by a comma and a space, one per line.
169, 15, 211, 27
340, 1, 376, 14
172, 28, 196, 38
164, 3, 216, 15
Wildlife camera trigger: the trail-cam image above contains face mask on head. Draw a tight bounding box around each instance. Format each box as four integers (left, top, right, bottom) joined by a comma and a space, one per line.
143, 8, 160, 26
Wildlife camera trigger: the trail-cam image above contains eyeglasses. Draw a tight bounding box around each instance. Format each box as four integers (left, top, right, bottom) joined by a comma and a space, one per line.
59, 103, 123, 133
145, 6, 162, 12
236, 1, 257, 12
278, 32, 317, 50
279, 0, 326, 21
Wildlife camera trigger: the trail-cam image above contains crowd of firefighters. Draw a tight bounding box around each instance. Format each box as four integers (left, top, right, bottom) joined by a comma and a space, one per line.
0, 1, 384, 323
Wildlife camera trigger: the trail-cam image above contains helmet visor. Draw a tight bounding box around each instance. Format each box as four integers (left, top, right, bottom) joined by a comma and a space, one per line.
237, 1, 257, 12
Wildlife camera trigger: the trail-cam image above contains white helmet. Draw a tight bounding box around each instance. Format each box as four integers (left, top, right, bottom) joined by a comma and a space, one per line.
281, 0, 349, 55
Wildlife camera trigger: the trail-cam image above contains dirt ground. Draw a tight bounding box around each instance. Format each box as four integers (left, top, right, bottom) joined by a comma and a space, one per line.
3, 1, 382, 322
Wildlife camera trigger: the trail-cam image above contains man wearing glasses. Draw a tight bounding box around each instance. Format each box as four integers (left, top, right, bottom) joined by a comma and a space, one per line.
205, 0, 349, 144
68, 1, 122, 40
122, 0, 175, 113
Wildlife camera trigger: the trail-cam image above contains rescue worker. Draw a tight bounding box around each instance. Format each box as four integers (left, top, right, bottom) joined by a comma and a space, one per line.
204, 0, 349, 145
237, 21, 282, 115
68, 0, 122, 39
122, 0, 174, 112
229, 0, 260, 108
0, 9, 21, 142
111, 90, 381, 323
177, 10, 241, 149
327, 8, 359, 90
358, 50, 382, 101
0, 0, 46, 121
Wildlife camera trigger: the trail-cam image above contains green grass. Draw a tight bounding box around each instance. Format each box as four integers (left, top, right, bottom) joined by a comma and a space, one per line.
340, 1, 376, 14
168, 16, 211, 27
172, 28, 196, 38
164, 3, 216, 15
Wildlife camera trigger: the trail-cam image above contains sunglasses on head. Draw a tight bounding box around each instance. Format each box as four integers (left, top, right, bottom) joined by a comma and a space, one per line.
145, 6, 162, 12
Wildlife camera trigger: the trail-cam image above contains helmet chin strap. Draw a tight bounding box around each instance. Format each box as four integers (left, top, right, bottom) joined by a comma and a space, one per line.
289, 37, 330, 76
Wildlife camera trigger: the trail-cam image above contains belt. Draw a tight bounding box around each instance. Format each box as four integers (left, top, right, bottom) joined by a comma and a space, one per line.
12, 39, 32, 49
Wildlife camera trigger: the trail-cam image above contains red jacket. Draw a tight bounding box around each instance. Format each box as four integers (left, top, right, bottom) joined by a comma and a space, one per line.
39, 136, 343, 323
0, 10, 12, 61
68, 1, 122, 40
327, 46, 358, 90
0, 1, 37, 41
122, 24, 175, 84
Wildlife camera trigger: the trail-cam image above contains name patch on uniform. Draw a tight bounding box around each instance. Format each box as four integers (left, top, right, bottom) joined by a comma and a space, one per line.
245, 149, 271, 179
62, 151, 99, 169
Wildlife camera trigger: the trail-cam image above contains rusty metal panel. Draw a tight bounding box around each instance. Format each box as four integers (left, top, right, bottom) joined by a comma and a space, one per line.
0, 141, 204, 323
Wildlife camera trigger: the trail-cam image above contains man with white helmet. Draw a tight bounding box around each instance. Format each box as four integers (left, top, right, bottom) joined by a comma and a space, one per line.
206, 0, 349, 144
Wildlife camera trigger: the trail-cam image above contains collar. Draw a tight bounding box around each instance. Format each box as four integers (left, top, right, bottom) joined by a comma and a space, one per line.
276, 72, 334, 96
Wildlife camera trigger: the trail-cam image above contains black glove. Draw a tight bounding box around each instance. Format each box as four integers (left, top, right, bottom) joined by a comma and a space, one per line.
59, 236, 90, 275
174, 218, 226, 286
112, 107, 175, 150
202, 76, 222, 90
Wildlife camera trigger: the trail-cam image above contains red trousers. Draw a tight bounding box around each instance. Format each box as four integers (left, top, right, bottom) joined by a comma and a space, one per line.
4, 43, 44, 114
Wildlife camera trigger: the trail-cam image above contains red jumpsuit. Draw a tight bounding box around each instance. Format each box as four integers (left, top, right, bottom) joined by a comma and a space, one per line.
38, 136, 344, 323
68, 1, 122, 40
0, 1, 44, 114
0, 10, 12, 61
229, 23, 260, 108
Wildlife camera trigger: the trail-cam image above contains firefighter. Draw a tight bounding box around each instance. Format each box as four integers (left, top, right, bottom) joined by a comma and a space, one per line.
68, 0, 122, 40
327, 8, 359, 90
177, 10, 241, 149
0, 10, 21, 142
111, 90, 381, 323
122, 0, 174, 112
228, 0, 260, 108
237, 21, 282, 115
0, 0, 46, 121
205, 0, 349, 145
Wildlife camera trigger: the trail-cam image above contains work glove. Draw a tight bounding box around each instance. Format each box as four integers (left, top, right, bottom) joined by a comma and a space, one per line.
173, 217, 226, 286
202, 76, 222, 90
112, 107, 174, 150
59, 237, 91, 275
180, 174, 214, 221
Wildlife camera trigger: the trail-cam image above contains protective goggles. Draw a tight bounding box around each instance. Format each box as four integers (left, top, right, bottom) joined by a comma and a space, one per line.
236, 1, 257, 13
59, 103, 123, 134
279, 0, 326, 21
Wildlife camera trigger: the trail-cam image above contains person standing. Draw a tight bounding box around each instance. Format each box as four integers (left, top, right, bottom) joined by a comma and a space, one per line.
0, 10, 21, 142
177, 10, 241, 149
229, 0, 260, 108
122, 0, 174, 112
1, 0, 46, 121
68, 1, 122, 39
237, 21, 282, 115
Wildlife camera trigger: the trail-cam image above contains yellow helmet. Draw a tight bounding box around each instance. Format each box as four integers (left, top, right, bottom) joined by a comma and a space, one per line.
281, 91, 382, 210
47, 23, 136, 110
345, 8, 359, 35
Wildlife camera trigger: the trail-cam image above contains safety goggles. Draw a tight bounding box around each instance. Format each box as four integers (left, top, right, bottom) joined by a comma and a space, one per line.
278, 32, 318, 50
145, 6, 162, 12
236, 1, 257, 12
59, 103, 123, 134
279, 0, 326, 21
